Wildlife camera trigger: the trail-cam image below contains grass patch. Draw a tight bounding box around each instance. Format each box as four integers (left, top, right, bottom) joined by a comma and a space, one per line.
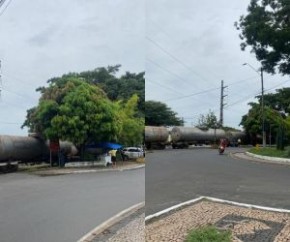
185, 226, 231, 242
18, 164, 51, 172
136, 157, 145, 163
248, 146, 290, 158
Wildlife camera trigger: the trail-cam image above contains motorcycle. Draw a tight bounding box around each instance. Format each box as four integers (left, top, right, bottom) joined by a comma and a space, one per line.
218, 145, 225, 155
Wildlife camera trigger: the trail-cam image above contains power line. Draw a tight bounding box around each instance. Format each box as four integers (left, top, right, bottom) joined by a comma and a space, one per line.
146, 58, 197, 87
0, 0, 6, 9
0, 0, 12, 17
1, 86, 37, 101
0, 121, 22, 125
146, 78, 184, 96
163, 86, 220, 102
146, 36, 210, 84
225, 79, 290, 109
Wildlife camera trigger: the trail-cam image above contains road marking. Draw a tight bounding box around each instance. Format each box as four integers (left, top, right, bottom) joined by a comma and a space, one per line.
145, 197, 204, 221
145, 196, 290, 222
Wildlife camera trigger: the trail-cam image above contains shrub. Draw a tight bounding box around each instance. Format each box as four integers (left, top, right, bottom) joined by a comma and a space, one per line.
185, 226, 231, 242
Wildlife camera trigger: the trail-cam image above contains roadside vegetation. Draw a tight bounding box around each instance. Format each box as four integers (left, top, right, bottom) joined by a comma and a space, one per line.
185, 226, 231, 242
21, 65, 144, 160
248, 147, 290, 158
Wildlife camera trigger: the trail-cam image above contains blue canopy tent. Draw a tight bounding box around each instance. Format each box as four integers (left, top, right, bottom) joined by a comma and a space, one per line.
85, 142, 123, 150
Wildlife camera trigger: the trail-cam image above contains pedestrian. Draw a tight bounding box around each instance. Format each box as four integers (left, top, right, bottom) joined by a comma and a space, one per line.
119, 148, 125, 162
109, 149, 117, 167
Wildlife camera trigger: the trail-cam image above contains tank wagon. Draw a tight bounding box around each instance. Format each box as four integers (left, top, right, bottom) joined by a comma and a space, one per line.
145, 126, 170, 149
171, 127, 227, 148
0, 135, 77, 171
145, 126, 245, 149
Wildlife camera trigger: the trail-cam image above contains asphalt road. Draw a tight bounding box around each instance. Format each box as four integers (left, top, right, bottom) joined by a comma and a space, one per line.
145, 148, 290, 216
0, 168, 144, 242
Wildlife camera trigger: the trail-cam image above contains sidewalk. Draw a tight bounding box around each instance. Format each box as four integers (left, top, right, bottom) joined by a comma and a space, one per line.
78, 203, 145, 242
24, 161, 145, 176
91, 207, 144, 242
146, 199, 290, 242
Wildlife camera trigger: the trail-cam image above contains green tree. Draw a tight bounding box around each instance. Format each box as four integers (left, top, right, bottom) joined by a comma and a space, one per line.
145, 101, 184, 126
240, 101, 289, 148
235, 0, 290, 75
263, 87, 290, 114
44, 65, 145, 117
196, 110, 220, 129
23, 78, 120, 146
116, 94, 144, 146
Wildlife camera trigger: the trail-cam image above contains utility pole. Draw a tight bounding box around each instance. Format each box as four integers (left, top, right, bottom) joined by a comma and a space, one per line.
260, 67, 266, 148
219, 80, 227, 127
243, 63, 266, 147
0, 60, 2, 100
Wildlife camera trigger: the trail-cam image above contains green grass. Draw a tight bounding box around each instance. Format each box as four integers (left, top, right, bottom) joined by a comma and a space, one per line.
18, 163, 51, 172
248, 146, 290, 158
185, 226, 231, 242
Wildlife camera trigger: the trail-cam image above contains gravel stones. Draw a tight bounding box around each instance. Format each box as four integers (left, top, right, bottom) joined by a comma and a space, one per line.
145, 201, 290, 242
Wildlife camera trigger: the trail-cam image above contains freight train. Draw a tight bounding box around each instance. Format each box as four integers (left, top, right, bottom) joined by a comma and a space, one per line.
0, 134, 77, 171
145, 126, 245, 149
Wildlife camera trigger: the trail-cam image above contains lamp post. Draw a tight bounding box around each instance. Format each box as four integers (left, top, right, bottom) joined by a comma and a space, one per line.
243, 63, 266, 148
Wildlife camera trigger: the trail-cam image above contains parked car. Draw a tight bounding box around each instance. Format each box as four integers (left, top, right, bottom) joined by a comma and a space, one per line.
121, 147, 144, 160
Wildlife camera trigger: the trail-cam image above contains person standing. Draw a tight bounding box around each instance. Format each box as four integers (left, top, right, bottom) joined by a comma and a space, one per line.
109, 149, 117, 167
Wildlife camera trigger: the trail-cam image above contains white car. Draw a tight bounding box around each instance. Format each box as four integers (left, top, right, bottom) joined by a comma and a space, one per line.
122, 147, 144, 159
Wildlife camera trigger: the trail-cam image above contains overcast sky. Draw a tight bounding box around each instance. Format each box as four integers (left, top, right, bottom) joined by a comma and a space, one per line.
0, 0, 144, 135
146, 0, 290, 129
1, 1, 290, 136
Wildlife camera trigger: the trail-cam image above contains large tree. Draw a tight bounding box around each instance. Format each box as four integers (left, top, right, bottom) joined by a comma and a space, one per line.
262, 87, 290, 114
23, 78, 120, 146
196, 110, 221, 129
235, 0, 290, 75
240, 101, 290, 148
145, 101, 184, 126
116, 94, 144, 146
43, 65, 145, 116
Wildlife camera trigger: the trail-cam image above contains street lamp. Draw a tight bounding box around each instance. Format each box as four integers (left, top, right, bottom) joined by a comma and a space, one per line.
243, 63, 266, 148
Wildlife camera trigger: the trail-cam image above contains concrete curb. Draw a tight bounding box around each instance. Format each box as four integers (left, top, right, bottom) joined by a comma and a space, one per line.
145, 196, 290, 223
70, 164, 145, 174
245, 152, 290, 163
77, 202, 145, 242
34, 164, 145, 176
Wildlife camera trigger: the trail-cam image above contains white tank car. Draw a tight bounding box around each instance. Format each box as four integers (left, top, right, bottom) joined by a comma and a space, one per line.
170, 126, 244, 148
145, 126, 170, 149
0, 135, 78, 162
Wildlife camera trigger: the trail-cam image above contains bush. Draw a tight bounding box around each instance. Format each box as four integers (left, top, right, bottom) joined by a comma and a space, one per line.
185, 226, 231, 242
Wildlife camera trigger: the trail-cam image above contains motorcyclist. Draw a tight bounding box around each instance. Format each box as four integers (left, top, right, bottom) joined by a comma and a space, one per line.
219, 138, 227, 154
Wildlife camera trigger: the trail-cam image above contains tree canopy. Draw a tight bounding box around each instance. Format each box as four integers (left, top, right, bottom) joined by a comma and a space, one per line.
240, 88, 290, 148
235, 0, 290, 75
23, 78, 119, 145
40, 65, 145, 116
145, 101, 184, 126
196, 110, 221, 129
23, 67, 144, 147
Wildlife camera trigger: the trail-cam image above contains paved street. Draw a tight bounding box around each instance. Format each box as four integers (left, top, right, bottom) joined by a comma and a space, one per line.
0, 168, 144, 242
146, 148, 290, 215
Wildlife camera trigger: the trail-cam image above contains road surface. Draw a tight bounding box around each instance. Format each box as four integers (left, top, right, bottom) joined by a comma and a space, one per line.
0, 168, 144, 242
146, 148, 290, 215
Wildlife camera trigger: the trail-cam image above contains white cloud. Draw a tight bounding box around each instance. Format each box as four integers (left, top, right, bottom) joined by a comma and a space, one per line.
0, 0, 144, 135
146, 0, 290, 129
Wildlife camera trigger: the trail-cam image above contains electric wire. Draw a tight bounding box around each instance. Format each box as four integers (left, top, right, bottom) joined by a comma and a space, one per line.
0, 0, 12, 17
146, 58, 196, 87
146, 78, 184, 96
146, 36, 210, 84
